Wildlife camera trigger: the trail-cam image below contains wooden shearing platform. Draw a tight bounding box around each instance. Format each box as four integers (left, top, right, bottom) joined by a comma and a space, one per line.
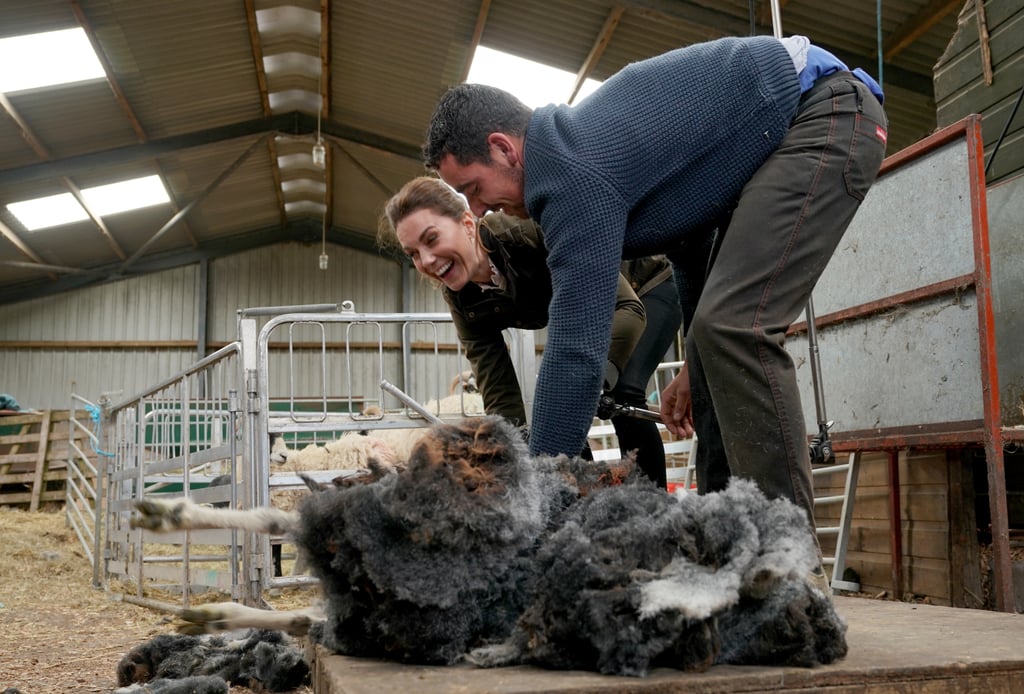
312, 596, 1024, 693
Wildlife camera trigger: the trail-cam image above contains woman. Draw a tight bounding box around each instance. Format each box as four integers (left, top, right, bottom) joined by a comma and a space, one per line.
612, 255, 683, 487
379, 176, 679, 485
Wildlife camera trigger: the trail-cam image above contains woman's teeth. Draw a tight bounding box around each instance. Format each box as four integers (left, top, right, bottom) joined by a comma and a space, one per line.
437, 261, 453, 278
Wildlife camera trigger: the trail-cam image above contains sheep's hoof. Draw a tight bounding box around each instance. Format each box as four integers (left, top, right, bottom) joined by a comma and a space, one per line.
466, 642, 521, 668
130, 499, 184, 531
283, 614, 314, 637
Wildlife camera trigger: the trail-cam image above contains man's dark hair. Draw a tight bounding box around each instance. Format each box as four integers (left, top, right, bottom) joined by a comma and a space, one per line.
423, 83, 532, 170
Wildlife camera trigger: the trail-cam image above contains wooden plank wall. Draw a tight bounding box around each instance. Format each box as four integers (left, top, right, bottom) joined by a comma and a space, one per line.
814, 449, 984, 608
0, 409, 98, 511
934, 0, 1024, 184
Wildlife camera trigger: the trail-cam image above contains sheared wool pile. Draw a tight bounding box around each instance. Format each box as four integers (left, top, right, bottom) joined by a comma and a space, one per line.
291, 415, 846, 675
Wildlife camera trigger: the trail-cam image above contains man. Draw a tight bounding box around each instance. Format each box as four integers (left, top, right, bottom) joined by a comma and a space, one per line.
422, 34, 887, 537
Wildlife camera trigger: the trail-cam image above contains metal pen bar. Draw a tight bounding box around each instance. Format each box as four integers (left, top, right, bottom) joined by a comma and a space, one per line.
806, 295, 829, 428
770, 0, 783, 38
379, 379, 443, 424
768, 0, 833, 463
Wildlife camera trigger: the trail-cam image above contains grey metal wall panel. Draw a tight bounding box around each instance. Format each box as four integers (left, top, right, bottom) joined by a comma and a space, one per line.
206, 242, 404, 341
812, 142, 976, 316
789, 291, 984, 431
934, 0, 1024, 183
987, 173, 1024, 425
789, 135, 987, 434
0, 265, 198, 341
0, 348, 194, 410
404, 275, 451, 314
1, 240, 528, 410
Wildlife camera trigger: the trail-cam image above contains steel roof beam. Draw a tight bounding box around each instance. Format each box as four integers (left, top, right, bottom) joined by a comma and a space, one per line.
0, 112, 422, 186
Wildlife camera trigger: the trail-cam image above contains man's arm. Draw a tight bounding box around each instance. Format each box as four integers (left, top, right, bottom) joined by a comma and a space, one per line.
524, 159, 630, 456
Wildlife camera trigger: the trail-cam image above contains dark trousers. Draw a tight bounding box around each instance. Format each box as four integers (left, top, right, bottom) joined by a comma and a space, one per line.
669, 71, 887, 526
610, 279, 683, 488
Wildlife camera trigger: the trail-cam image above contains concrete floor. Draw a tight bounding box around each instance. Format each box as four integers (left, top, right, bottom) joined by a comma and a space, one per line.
312, 596, 1024, 693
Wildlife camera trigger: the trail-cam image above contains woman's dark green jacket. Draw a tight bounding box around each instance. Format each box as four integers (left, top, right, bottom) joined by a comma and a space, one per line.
443, 212, 657, 427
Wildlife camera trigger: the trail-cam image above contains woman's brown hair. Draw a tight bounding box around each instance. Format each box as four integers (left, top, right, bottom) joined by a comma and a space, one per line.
378, 176, 470, 255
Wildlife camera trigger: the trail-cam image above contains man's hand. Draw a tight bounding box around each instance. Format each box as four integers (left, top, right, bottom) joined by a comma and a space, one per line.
660, 365, 695, 438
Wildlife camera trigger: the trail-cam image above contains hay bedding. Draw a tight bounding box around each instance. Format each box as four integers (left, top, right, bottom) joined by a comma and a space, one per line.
0, 508, 311, 694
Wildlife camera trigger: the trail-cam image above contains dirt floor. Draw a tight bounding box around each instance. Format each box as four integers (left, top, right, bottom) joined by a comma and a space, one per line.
0, 506, 313, 694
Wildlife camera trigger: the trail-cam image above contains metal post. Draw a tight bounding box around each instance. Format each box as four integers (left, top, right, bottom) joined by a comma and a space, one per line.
769, 0, 783, 38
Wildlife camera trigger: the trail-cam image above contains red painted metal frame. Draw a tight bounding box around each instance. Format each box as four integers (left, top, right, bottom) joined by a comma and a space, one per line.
800, 116, 1013, 610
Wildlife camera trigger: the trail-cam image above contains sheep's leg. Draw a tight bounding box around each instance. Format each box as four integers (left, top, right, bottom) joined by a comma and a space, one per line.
131, 497, 299, 536
291, 546, 310, 576
176, 601, 323, 637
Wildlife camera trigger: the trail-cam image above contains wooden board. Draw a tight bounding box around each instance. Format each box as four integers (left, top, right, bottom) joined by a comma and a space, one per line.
0, 410, 97, 510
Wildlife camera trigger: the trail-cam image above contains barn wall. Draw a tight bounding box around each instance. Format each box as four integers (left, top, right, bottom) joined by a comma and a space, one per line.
934, 0, 1024, 184
205, 242, 411, 341
0, 241, 444, 409
0, 264, 200, 343
814, 449, 982, 607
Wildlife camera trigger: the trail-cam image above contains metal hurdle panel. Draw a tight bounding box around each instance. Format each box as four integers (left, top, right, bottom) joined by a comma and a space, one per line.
241, 303, 476, 597
99, 342, 248, 612
97, 303, 478, 609
66, 393, 111, 588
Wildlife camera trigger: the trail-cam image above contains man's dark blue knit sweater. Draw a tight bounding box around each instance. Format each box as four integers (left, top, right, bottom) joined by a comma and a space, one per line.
522, 36, 802, 457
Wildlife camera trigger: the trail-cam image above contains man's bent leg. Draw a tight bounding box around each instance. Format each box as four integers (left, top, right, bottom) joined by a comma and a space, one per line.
689, 74, 887, 524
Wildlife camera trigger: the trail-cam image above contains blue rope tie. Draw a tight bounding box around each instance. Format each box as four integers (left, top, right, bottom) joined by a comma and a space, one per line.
85, 403, 115, 458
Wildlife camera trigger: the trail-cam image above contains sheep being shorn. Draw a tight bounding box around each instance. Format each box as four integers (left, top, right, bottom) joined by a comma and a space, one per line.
131, 416, 846, 677
262, 391, 486, 574
468, 476, 845, 675
270, 391, 486, 477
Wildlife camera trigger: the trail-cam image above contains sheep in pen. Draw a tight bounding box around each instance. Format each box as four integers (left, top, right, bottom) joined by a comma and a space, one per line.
128, 415, 847, 681
207, 378, 484, 577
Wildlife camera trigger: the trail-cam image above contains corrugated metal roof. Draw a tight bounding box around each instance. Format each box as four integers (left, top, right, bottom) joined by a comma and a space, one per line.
0, 0, 78, 38
103, 0, 265, 137
3, 83, 137, 160
0, 0, 981, 306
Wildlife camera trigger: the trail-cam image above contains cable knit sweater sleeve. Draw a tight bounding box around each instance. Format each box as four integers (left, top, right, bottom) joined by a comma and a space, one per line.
525, 155, 628, 456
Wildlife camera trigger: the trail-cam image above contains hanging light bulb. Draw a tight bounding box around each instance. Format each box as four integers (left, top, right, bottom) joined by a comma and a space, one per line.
318, 204, 328, 270
312, 139, 326, 168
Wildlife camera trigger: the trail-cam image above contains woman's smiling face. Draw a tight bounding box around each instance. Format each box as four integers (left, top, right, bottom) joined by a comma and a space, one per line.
396, 207, 488, 292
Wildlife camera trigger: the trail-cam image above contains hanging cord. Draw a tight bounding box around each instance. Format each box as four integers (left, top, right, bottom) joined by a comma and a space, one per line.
985, 84, 1024, 177
876, 0, 884, 91
84, 403, 115, 457
316, 20, 328, 269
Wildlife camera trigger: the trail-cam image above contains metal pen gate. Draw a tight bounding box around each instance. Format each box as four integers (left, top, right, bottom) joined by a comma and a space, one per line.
95, 304, 476, 611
